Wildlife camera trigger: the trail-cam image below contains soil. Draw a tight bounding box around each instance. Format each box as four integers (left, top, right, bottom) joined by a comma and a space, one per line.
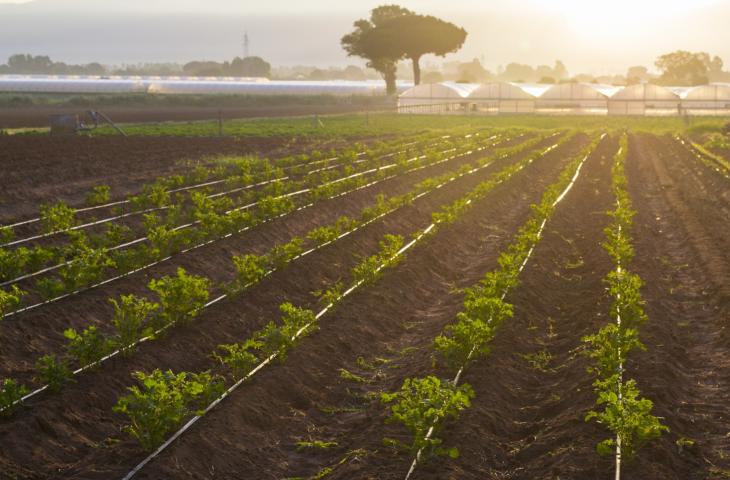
0, 134, 586, 479
0, 104, 369, 129
0, 135, 328, 222
2, 131, 728, 480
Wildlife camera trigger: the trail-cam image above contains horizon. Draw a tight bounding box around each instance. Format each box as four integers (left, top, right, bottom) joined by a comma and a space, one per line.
0, 0, 728, 76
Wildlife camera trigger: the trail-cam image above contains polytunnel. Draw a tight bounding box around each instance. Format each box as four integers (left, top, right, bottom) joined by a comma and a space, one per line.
469, 82, 543, 113
397, 82, 480, 114
0, 76, 147, 94
608, 84, 680, 115
538, 83, 619, 113
147, 79, 390, 96
680, 84, 730, 115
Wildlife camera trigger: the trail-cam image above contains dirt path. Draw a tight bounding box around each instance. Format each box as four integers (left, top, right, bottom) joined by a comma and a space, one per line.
121, 137, 593, 480
619, 133, 730, 479
0, 136, 585, 480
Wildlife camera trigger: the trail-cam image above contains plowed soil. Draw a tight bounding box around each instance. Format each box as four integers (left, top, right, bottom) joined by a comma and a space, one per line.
2, 130, 729, 480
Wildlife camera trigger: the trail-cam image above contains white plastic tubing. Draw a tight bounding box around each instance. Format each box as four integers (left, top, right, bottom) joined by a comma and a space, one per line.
118, 137, 561, 480
0, 133, 520, 413
0, 137, 429, 246
1, 135, 487, 317
403, 133, 605, 480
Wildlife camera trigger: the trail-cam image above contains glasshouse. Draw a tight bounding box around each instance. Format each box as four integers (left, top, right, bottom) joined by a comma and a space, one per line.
396, 82, 480, 113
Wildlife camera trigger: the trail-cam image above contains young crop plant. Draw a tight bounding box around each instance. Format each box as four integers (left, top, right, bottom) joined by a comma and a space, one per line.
57, 246, 115, 291
34, 355, 72, 393
381, 376, 474, 460
110, 294, 160, 352
64, 325, 115, 368
213, 339, 261, 380
0, 285, 24, 318
85, 185, 111, 206
40, 201, 76, 233
113, 369, 224, 451
352, 234, 404, 285
0, 379, 28, 417
583, 134, 667, 475
268, 237, 305, 269
229, 253, 269, 294
148, 268, 210, 327
254, 303, 317, 362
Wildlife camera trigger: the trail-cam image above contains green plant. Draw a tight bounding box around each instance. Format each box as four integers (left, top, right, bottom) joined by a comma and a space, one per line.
34, 355, 72, 392
148, 268, 210, 326
40, 201, 76, 233
113, 369, 224, 451
64, 325, 114, 367
586, 376, 668, 460
214, 339, 261, 380
267, 237, 304, 269
381, 376, 473, 460
110, 294, 159, 351
58, 246, 115, 290
254, 303, 316, 362
0, 379, 28, 416
296, 439, 339, 451
229, 253, 268, 294
0, 285, 24, 317
35, 276, 65, 300
86, 185, 111, 206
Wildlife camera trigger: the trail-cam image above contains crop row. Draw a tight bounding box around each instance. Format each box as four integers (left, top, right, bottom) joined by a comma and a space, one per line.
582, 134, 667, 479
107, 130, 571, 479
377, 133, 603, 479
675, 135, 730, 179
0, 131, 557, 416
0, 131, 501, 319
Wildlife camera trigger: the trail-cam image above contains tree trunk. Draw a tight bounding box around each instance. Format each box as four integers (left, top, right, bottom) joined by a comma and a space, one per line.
411, 55, 422, 85
384, 71, 397, 96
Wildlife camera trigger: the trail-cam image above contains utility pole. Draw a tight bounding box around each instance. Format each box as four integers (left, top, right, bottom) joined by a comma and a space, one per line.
243, 31, 249, 59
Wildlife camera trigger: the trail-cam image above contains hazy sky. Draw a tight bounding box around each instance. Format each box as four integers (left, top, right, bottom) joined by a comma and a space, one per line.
0, 0, 728, 75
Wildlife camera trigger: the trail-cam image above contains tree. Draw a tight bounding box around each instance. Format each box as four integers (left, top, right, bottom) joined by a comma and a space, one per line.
655, 50, 723, 85
456, 58, 491, 83
230, 56, 271, 78
626, 65, 649, 85
341, 5, 412, 95
380, 13, 467, 85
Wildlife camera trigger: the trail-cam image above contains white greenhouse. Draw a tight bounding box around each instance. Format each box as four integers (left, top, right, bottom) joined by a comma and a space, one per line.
607, 84, 680, 115
538, 83, 621, 114
469, 83, 546, 114
397, 82, 480, 113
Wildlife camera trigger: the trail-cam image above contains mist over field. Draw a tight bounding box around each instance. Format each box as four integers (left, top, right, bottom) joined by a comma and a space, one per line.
1, 0, 729, 74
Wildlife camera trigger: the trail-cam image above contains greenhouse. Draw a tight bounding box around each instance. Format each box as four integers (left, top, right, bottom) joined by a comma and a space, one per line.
469, 82, 545, 114
679, 83, 730, 115
607, 84, 680, 115
397, 82, 480, 113
538, 83, 620, 114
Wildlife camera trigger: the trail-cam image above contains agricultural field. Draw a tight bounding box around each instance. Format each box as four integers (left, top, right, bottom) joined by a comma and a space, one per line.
0, 113, 729, 480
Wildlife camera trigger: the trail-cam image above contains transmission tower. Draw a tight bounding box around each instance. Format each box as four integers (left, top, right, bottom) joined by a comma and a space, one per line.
243, 31, 249, 58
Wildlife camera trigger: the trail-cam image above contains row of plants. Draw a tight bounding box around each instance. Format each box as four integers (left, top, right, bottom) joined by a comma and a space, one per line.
0, 130, 505, 319
377, 133, 602, 476
0, 130, 449, 251
582, 135, 667, 475
108, 130, 574, 470
0, 131, 548, 415
678, 135, 730, 179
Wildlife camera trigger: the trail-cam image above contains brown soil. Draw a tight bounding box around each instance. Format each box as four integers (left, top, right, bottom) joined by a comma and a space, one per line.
0, 104, 369, 129
0, 135, 586, 479
0, 135, 322, 222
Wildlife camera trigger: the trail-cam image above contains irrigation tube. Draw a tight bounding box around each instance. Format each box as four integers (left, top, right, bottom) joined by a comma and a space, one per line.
118, 139, 562, 480
0, 135, 508, 321
675, 136, 730, 179
0, 135, 425, 231
0, 135, 538, 415
0, 137, 436, 248
0, 135, 488, 288
402, 134, 603, 480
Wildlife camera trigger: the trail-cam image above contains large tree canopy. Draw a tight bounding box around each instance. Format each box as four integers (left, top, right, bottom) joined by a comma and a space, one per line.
655, 50, 723, 86
341, 5, 412, 95
379, 14, 466, 85
342, 5, 467, 94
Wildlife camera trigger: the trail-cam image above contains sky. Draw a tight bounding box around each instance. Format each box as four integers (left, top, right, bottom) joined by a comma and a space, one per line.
0, 0, 728, 75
